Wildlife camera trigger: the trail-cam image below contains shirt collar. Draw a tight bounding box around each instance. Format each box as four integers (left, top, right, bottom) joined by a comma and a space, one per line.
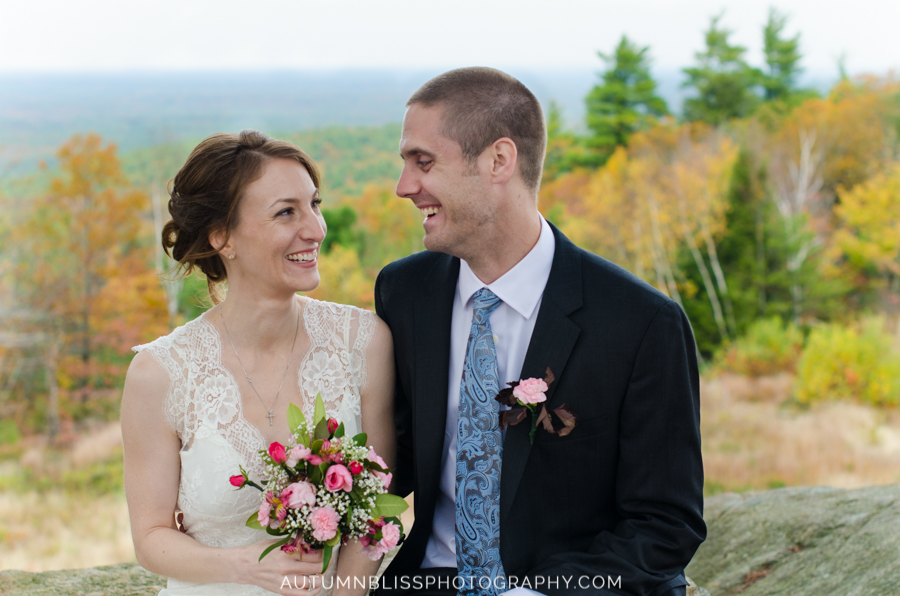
458, 215, 555, 319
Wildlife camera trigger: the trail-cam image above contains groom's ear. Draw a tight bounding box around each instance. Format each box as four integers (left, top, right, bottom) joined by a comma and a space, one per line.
484, 137, 518, 186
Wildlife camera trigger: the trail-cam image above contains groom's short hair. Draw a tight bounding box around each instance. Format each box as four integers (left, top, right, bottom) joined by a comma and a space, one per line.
407, 67, 546, 193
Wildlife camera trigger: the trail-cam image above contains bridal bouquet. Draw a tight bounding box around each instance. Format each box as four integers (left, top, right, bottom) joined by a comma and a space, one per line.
229, 394, 408, 572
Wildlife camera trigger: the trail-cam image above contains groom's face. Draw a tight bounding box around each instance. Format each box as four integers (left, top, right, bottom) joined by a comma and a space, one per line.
397, 103, 496, 259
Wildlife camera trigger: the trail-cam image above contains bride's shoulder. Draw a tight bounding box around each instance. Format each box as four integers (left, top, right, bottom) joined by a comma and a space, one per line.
302, 296, 377, 324
132, 312, 213, 354
302, 297, 389, 348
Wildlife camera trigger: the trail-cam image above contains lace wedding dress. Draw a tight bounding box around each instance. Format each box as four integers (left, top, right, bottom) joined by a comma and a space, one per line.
133, 298, 377, 595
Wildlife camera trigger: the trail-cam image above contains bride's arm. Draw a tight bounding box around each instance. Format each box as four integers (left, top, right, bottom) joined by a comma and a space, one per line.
121, 350, 324, 595
334, 317, 396, 596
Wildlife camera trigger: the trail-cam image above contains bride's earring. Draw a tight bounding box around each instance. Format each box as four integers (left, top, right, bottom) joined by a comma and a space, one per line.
227, 253, 235, 260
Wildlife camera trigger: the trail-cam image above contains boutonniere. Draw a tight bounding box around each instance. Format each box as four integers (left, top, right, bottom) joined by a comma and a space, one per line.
494, 368, 578, 444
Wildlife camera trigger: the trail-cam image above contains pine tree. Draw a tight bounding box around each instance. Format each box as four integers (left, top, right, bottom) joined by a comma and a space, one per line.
584, 36, 668, 165
682, 14, 762, 125
762, 8, 805, 103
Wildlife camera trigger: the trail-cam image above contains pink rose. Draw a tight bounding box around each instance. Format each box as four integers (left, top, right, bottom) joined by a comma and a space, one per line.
379, 521, 401, 551
360, 521, 400, 559
257, 500, 272, 525
281, 482, 317, 509
349, 461, 363, 475
229, 474, 246, 488
513, 378, 549, 405
309, 506, 340, 542
268, 442, 287, 464
324, 464, 353, 492
366, 449, 393, 489
286, 445, 311, 468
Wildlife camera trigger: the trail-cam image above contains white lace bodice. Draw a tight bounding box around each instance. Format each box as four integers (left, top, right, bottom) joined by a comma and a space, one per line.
133, 298, 377, 596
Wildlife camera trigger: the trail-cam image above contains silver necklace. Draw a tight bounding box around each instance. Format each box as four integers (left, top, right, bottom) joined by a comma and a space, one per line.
219, 303, 300, 426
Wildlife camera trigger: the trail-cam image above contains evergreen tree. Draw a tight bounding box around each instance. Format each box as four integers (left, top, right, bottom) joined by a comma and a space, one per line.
762, 9, 805, 103
584, 36, 669, 165
682, 15, 762, 125
542, 101, 589, 180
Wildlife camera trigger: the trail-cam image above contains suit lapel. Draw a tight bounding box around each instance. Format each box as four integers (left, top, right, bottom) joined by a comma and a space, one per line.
500, 225, 583, 525
412, 254, 459, 509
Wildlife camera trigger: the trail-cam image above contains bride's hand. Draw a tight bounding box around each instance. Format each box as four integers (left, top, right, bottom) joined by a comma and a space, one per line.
236, 538, 326, 596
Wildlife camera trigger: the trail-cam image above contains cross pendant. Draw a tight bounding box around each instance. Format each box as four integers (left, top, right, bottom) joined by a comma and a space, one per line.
266, 411, 276, 426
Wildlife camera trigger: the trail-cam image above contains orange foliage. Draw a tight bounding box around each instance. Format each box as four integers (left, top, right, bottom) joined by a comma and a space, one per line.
10, 134, 168, 395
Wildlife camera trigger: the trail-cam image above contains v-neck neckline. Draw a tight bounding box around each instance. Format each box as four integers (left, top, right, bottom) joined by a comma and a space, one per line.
199, 296, 315, 450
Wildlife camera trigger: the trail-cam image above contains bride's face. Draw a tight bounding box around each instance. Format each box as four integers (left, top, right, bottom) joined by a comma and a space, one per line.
219, 158, 326, 295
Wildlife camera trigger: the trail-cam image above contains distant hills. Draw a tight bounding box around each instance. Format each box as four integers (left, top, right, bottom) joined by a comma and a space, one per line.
0, 67, 836, 182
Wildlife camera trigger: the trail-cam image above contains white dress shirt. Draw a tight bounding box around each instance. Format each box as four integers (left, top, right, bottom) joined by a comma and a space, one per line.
422, 215, 555, 594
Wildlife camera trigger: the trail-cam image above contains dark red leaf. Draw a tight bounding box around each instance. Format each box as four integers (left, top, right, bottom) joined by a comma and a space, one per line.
553, 404, 578, 437
536, 404, 555, 434
494, 387, 518, 407
544, 367, 555, 386
505, 407, 528, 426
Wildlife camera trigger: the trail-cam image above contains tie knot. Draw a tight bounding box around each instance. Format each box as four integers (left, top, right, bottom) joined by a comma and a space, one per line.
473, 288, 501, 317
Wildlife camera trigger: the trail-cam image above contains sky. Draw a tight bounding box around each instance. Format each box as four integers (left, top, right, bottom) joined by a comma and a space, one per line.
2, 0, 899, 76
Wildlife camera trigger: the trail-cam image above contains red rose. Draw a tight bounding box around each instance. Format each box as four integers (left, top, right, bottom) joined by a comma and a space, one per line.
327, 418, 339, 434
349, 461, 363, 475
268, 442, 287, 464
229, 474, 246, 488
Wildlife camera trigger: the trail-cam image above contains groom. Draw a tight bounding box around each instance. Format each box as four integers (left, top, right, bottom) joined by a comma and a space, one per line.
374, 67, 704, 596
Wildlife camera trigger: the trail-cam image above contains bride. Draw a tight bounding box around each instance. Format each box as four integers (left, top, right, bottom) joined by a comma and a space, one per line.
121, 130, 395, 596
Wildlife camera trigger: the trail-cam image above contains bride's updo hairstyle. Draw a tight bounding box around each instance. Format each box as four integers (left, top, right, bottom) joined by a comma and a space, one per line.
162, 130, 320, 304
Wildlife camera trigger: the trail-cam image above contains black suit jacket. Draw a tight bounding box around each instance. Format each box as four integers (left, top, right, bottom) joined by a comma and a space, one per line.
373, 224, 705, 595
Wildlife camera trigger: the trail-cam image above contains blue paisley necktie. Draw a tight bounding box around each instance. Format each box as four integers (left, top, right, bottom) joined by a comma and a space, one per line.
456, 288, 505, 595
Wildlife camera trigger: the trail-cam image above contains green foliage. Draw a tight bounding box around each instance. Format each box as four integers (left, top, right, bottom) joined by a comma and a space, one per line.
762, 9, 803, 103
714, 317, 804, 376
321, 205, 362, 253
584, 36, 669, 165
796, 318, 900, 406
0, 419, 21, 445
682, 14, 763, 124
282, 124, 402, 197
0, 450, 125, 495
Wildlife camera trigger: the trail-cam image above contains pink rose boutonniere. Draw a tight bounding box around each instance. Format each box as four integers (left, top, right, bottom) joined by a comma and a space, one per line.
495, 368, 578, 444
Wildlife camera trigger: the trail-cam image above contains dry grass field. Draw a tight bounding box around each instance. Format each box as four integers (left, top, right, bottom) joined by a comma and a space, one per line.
2, 375, 900, 572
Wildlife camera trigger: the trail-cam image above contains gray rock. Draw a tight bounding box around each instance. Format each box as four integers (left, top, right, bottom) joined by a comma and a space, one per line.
687, 484, 900, 596
0, 562, 165, 596
9, 485, 899, 596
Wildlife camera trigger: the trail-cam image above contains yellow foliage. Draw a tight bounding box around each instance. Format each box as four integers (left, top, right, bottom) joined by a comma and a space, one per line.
307, 244, 375, 310
796, 318, 900, 406
835, 164, 900, 277
539, 121, 737, 298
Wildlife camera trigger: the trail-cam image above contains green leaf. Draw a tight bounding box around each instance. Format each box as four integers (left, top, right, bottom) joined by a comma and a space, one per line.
259, 536, 291, 562
265, 525, 287, 536
334, 422, 345, 439
325, 533, 341, 547
309, 465, 323, 485
313, 418, 329, 441
367, 461, 388, 473
314, 393, 326, 424
311, 439, 324, 453
245, 510, 263, 530
287, 403, 307, 436
321, 544, 333, 574
370, 493, 409, 518
352, 432, 368, 447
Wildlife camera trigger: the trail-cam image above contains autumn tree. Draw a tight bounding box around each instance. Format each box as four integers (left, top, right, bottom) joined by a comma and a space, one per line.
9, 134, 167, 435
835, 165, 900, 296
